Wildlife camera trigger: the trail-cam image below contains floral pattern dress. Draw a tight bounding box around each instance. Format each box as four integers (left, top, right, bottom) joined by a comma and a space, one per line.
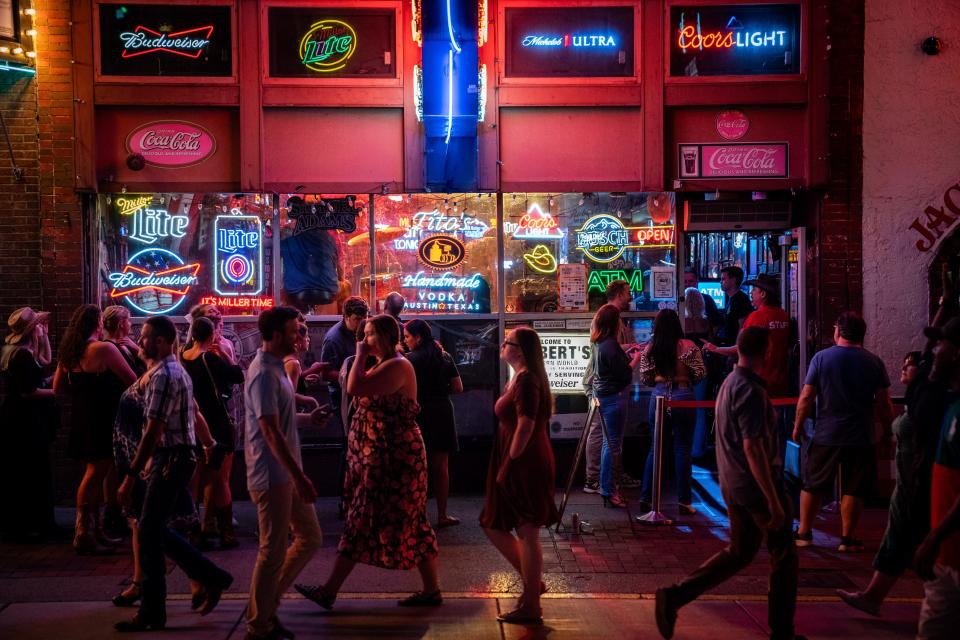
337, 392, 439, 569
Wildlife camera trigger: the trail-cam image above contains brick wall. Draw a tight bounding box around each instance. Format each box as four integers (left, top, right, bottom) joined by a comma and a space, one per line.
813, 0, 865, 348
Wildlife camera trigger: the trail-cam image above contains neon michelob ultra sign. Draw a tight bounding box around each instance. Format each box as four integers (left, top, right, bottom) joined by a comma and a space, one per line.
119, 25, 214, 59
677, 13, 787, 50
522, 34, 617, 47
299, 20, 357, 72
214, 215, 263, 297
110, 248, 201, 315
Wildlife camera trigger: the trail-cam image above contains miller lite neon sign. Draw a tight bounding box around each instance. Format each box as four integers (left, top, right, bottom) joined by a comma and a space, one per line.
299, 19, 357, 73
213, 215, 264, 297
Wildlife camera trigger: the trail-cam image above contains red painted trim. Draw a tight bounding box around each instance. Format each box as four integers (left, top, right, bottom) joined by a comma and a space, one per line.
642, 0, 664, 190
73, 0, 97, 190
498, 85, 643, 106
94, 85, 241, 105
401, 0, 423, 190
665, 80, 808, 106
262, 85, 404, 107
238, 0, 263, 191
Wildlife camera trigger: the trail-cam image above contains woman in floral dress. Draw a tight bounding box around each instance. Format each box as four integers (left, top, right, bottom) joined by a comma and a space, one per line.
296, 314, 441, 609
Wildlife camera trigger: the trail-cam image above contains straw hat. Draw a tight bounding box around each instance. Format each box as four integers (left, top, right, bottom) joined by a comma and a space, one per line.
6, 307, 50, 345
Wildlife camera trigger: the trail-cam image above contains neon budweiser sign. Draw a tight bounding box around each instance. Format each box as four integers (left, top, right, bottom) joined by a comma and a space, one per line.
119, 25, 214, 59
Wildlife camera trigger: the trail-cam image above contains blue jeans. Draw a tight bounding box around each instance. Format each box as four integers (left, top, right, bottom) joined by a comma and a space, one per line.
642, 384, 696, 505
598, 390, 628, 497
139, 448, 232, 623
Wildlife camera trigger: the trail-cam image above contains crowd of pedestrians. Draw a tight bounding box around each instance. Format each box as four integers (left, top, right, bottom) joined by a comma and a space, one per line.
3, 265, 960, 638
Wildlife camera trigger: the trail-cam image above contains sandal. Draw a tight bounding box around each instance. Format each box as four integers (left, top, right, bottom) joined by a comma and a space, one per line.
497, 606, 543, 625
112, 582, 141, 607
398, 590, 443, 607
295, 583, 336, 610
436, 516, 461, 529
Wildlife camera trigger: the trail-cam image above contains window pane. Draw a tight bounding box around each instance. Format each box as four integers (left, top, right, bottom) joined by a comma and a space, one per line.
372, 194, 498, 315
97, 193, 273, 317
503, 193, 676, 313
278, 194, 370, 315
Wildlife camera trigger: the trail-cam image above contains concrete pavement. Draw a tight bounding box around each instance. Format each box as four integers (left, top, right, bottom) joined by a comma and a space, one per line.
0, 494, 925, 638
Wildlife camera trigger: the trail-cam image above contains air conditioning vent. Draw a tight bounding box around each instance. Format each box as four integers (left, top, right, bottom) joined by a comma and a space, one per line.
685, 201, 793, 231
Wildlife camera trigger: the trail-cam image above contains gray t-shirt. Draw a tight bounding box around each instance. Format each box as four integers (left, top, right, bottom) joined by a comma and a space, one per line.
244, 349, 299, 492
715, 366, 781, 509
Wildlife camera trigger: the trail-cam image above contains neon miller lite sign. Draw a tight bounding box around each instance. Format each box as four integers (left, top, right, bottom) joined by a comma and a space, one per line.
119, 25, 214, 59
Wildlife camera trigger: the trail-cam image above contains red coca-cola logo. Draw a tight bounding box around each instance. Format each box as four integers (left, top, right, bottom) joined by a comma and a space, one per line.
125, 120, 217, 168
709, 147, 776, 170
715, 110, 749, 140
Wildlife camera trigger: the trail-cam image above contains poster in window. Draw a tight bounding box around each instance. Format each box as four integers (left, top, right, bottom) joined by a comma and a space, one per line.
267, 7, 396, 78
505, 6, 634, 78
0, 0, 17, 41
558, 263, 588, 311
98, 3, 233, 77
670, 4, 801, 77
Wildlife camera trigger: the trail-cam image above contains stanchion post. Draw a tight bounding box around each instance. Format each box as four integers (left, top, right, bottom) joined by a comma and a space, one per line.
555, 398, 597, 532
635, 395, 672, 525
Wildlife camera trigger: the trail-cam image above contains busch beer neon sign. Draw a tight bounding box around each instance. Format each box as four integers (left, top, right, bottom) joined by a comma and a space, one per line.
575, 215, 675, 263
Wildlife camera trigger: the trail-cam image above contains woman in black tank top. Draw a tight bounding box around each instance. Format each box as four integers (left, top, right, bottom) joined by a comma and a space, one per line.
53, 305, 137, 555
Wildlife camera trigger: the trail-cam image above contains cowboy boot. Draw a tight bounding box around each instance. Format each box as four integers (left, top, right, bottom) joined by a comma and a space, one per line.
216, 504, 238, 550
198, 487, 218, 550
93, 505, 123, 547
73, 505, 113, 555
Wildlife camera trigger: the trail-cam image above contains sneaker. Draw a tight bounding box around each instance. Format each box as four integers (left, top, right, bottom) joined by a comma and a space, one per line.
837, 537, 865, 553
582, 480, 600, 494
793, 530, 813, 547
836, 589, 881, 616
617, 473, 642, 489
654, 588, 677, 639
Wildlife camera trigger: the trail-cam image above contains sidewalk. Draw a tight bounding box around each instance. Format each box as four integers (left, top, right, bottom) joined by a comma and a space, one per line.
0, 494, 923, 638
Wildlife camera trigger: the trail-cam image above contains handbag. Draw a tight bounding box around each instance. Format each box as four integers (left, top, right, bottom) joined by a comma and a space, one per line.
200, 352, 235, 471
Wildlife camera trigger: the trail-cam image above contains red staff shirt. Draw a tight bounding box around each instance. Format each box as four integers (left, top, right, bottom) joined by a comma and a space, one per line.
743, 305, 790, 397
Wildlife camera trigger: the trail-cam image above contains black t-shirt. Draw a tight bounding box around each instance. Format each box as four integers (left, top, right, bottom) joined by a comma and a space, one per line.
717, 290, 753, 346
405, 346, 459, 403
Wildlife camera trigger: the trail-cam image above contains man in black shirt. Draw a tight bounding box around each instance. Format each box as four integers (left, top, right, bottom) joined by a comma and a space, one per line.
715, 266, 753, 347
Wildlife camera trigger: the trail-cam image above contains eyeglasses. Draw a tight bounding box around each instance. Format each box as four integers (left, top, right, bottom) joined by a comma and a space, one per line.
501, 340, 519, 348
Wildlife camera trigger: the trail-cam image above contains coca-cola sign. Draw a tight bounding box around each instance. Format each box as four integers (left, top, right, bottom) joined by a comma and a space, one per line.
715, 110, 749, 140
678, 143, 788, 179
125, 120, 217, 168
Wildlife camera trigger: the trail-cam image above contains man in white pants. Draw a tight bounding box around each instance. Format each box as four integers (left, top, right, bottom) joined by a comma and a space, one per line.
244, 306, 323, 640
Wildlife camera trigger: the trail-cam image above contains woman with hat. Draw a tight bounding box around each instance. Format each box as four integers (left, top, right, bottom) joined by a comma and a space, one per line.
1, 307, 56, 541
53, 304, 138, 554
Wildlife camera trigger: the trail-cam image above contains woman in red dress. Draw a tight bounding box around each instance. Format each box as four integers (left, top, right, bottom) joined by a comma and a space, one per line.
480, 326, 559, 625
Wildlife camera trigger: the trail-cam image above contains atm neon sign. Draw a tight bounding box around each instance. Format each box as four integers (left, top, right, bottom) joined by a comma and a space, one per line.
588, 269, 644, 293
119, 25, 213, 59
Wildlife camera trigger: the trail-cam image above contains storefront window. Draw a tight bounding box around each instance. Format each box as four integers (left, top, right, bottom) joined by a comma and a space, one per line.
96, 193, 274, 317
278, 194, 370, 315
372, 194, 498, 315
503, 193, 676, 313
685, 230, 783, 305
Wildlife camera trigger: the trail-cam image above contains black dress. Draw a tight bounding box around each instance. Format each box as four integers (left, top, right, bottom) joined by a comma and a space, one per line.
181, 351, 244, 445
405, 347, 460, 453
1, 346, 56, 537
67, 368, 127, 462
